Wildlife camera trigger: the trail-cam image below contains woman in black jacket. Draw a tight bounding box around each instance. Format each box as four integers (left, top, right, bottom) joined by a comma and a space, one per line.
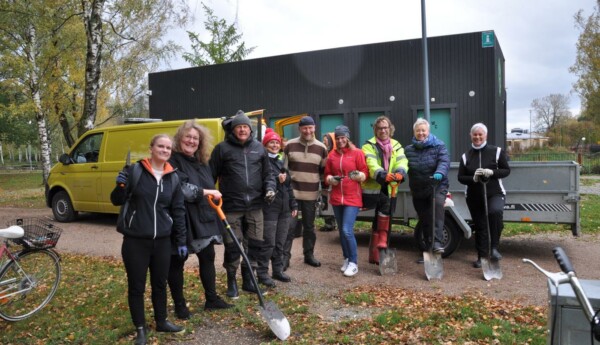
457, 123, 511, 268
111, 134, 186, 345
167, 120, 233, 319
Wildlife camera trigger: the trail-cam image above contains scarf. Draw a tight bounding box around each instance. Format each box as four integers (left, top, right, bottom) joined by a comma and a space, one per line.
376, 137, 392, 171
472, 141, 487, 150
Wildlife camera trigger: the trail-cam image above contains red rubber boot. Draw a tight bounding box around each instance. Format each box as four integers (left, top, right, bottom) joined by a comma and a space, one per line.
368, 230, 380, 264
376, 213, 391, 249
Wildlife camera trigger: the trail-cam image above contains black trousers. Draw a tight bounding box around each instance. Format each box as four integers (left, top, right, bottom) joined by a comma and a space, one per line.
122, 236, 171, 327
168, 243, 219, 303
412, 189, 446, 245
466, 193, 505, 258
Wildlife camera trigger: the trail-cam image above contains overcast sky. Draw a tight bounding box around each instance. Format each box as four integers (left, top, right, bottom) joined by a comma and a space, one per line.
166, 0, 597, 133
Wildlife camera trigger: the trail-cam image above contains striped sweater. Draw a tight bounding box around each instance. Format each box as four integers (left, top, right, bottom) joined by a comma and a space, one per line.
284, 137, 328, 201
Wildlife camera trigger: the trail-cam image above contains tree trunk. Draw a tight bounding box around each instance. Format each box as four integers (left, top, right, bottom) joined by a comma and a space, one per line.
59, 112, 75, 148
80, 0, 105, 138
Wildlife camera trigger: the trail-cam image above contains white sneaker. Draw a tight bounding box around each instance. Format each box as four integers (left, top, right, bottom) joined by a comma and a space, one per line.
343, 262, 358, 277
340, 258, 349, 272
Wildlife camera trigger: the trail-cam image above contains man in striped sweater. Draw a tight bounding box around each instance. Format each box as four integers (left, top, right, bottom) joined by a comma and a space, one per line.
283, 116, 328, 267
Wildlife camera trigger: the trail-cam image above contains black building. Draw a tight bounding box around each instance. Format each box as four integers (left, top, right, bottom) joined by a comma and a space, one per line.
148, 30, 505, 161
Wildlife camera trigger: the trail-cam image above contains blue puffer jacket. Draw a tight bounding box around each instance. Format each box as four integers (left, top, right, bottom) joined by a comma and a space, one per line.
404, 134, 450, 199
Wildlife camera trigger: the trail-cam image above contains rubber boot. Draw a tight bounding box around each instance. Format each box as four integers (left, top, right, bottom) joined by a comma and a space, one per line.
376, 213, 390, 249
226, 270, 239, 299
368, 230, 380, 264
134, 326, 147, 345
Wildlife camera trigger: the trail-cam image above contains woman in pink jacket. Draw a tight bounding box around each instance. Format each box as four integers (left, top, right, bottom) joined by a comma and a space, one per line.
324, 125, 369, 277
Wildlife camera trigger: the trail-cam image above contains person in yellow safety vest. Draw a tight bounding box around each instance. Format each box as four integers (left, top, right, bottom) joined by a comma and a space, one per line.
361, 115, 408, 264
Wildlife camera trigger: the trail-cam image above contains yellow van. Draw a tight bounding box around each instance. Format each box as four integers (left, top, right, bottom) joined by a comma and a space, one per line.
45, 111, 265, 222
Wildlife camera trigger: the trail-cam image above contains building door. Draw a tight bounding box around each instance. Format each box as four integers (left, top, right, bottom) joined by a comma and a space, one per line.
418, 108, 452, 157
358, 112, 384, 146
319, 114, 344, 139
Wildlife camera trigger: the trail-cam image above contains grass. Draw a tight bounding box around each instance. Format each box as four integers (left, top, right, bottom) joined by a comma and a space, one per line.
0, 171, 595, 343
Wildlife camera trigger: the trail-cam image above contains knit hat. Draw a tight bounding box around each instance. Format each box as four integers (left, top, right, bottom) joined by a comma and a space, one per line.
298, 116, 315, 127
231, 110, 251, 129
262, 128, 281, 146
334, 125, 350, 138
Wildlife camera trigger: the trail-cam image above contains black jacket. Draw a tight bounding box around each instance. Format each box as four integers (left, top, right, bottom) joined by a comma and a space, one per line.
457, 144, 510, 198
169, 152, 223, 252
110, 159, 186, 246
263, 155, 298, 221
210, 133, 276, 213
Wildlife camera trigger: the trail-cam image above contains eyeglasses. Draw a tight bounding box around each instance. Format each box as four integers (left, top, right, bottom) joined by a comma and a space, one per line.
184, 135, 200, 142
376, 126, 389, 131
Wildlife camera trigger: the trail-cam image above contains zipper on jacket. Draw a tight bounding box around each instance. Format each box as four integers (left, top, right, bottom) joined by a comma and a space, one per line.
153, 179, 160, 239
244, 152, 250, 203
339, 152, 345, 205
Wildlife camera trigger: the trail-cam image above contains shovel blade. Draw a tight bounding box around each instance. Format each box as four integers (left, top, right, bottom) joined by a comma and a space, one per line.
260, 301, 291, 340
481, 258, 503, 280
378, 248, 397, 275
423, 251, 444, 280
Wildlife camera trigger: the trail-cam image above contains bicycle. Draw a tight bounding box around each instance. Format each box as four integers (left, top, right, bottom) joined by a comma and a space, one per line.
523, 246, 600, 344
0, 218, 62, 321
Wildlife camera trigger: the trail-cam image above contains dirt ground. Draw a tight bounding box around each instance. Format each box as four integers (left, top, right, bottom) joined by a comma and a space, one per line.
3, 207, 600, 343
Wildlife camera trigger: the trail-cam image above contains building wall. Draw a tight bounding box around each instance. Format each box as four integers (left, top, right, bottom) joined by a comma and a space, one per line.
149, 31, 506, 161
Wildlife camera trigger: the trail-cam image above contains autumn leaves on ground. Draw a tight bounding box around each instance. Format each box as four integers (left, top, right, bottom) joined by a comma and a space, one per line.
0, 252, 546, 344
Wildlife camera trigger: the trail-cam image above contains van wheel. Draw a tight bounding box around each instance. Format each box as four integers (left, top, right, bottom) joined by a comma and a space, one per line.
414, 213, 462, 258
52, 191, 78, 222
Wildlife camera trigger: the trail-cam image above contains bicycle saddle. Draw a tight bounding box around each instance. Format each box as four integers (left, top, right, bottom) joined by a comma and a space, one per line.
0, 226, 24, 239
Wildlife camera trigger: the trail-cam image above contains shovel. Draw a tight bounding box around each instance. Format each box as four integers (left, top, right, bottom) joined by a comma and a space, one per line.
423, 178, 444, 280
480, 179, 502, 280
207, 195, 291, 341
379, 182, 398, 276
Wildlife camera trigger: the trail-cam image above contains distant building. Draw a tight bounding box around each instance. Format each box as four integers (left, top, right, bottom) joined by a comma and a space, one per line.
506, 128, 548, 151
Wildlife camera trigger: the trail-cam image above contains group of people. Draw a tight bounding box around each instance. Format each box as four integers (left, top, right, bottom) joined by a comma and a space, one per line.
110, 112, 510, 345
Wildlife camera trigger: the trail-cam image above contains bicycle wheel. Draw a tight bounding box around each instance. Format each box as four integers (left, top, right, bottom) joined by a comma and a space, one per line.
0, 249, 61, 321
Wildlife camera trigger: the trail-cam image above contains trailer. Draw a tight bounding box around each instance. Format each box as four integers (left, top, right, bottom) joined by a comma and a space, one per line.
319, 160, 581, 257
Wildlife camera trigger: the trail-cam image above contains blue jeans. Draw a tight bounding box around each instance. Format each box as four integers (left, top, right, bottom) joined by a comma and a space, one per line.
332, 205, 360, 264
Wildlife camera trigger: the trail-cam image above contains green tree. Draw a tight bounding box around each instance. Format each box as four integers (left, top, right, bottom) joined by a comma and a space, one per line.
570, 1, 600, 123
530, 93, 572, 133
183, 2, 255, 66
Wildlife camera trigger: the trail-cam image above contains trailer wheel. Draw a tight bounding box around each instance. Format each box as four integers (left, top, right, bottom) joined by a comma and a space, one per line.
414, 213, 462, 258
52, 191, 78, 222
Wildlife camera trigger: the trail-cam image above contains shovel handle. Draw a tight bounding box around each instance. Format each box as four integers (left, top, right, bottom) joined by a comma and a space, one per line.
390, 182, 398, 198
207, 195, 226, 221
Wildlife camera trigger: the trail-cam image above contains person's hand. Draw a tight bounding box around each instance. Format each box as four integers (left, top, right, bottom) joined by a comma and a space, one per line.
327, 175, 340, 186
473, 174, 480, 183
349, 170, 366, 182
291, 209, 298, 218
278, 173, 286, 184
433, 173, 443, 181
265, 190, 276, 204
474, 168, 484, 176
181, 182, 199, 202
393, 173, 403, 182
385, 173, 396, 183
178, 246, 188, 259
116, 171, 128, 186
481, 169, 493, 178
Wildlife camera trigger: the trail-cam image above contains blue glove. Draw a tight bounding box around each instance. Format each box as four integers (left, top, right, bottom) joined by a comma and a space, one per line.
433, 173, 443, 181
116, 171, 128, 185
178, 245, 188, 259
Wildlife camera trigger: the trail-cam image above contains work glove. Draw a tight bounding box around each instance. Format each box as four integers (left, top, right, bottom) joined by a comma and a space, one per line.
116, 171, 128, 185
385, 173, 396, 183
327, 175, 341, 186
181, 182, 199, 202
265, 190, 276, 204
178, 245, 188, 259
481, 168, 493, 178
393, 173, 403, 182
433, 173, 443, 181
473, 174, 480, 183
375, 171, 388, 186
348, 170, 366, 182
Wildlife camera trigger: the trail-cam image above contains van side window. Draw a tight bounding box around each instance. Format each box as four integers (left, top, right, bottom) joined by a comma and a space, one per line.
71, 133, 103, 163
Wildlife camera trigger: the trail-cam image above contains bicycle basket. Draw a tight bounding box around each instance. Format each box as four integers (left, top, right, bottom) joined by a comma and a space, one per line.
6, 218, 63, 250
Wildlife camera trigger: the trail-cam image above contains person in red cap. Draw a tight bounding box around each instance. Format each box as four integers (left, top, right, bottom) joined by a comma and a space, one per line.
257, 129, 298, 285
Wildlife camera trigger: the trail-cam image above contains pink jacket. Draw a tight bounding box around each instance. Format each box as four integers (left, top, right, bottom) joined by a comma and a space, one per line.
324, 146, 369, 207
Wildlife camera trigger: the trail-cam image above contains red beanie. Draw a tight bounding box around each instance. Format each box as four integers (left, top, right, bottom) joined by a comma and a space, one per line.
262, 128, 281, 146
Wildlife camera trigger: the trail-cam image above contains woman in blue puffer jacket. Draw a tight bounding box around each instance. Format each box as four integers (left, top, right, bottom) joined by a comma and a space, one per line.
404, 118, 450, 253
